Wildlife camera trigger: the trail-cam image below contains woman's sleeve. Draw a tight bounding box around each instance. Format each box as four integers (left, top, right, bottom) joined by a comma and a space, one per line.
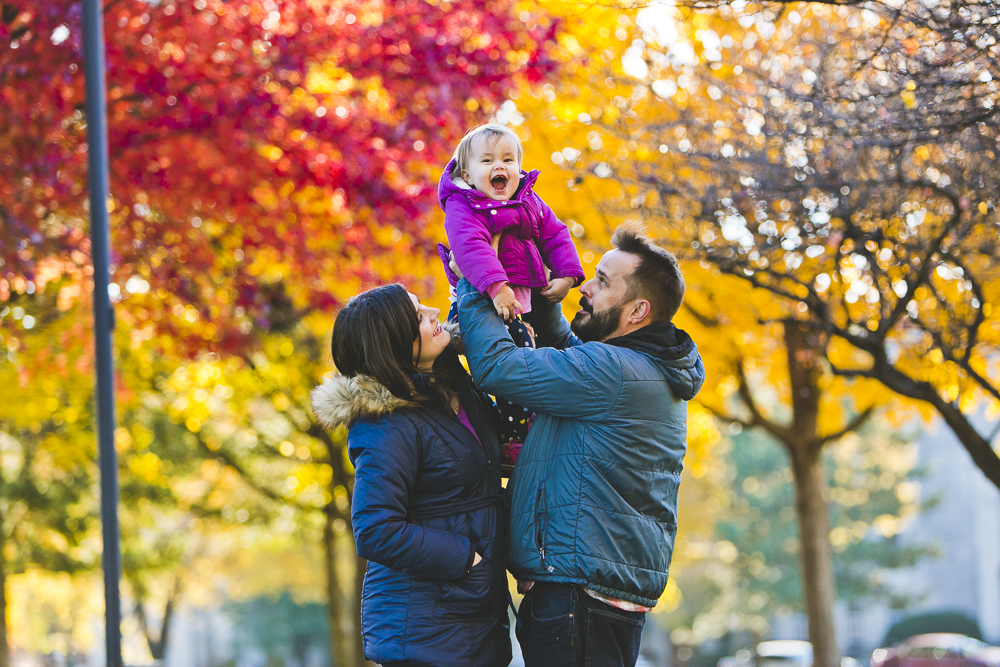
349, 419, 474, 581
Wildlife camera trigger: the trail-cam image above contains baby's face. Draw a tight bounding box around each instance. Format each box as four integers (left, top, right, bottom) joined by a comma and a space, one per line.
462, 134, 521, 201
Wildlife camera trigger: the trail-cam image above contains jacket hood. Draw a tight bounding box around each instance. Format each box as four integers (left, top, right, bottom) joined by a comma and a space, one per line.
311, 373, 417, 429
605, 322, 705, 401
438, 158, 539, 210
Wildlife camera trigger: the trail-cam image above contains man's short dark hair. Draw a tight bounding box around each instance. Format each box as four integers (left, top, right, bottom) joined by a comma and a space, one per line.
611, 222, 684, 323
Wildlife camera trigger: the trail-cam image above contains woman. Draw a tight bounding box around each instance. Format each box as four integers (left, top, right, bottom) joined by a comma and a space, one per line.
311, 284, 511, 667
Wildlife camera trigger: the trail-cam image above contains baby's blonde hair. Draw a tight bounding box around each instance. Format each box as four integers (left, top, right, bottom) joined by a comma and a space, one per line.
450, 123, 524, 180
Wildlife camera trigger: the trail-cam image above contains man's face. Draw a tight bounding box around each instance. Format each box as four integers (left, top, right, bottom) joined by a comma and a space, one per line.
571, 249, 640, 343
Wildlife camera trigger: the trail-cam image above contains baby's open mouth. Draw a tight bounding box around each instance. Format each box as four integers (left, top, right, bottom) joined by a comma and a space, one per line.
490, 175, 508, 193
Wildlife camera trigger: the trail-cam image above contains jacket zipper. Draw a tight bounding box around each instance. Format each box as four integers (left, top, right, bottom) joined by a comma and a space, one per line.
536, 485, 546, 565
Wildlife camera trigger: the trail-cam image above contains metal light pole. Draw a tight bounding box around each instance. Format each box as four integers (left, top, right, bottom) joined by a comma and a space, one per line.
80, 1, 122, 665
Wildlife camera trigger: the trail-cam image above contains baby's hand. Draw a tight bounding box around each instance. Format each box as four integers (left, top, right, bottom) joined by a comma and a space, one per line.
540, 277, 574, 303
493, 284, 524, 321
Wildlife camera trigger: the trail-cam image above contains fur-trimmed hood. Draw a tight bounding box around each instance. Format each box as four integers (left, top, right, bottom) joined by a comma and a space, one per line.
311, 374, 417, 429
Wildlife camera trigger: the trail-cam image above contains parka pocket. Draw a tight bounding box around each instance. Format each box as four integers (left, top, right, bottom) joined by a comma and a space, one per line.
433, 556, 499, 622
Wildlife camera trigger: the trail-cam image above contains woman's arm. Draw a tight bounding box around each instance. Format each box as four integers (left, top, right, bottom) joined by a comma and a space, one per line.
349, 419, 474, 581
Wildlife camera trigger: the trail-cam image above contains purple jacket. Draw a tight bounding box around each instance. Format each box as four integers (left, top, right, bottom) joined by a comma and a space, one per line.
439, 159, 584, 294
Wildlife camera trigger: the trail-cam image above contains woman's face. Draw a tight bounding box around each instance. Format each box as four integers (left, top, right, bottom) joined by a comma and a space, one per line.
409, 292, 450, 372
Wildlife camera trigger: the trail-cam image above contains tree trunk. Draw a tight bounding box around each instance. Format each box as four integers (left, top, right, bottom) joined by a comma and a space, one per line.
132, 575, 180, 662
325, 507, 348, 667
150, 585, 177, 661
790, 448, 839, 667
0, 529, 8, 667
783, 321, 840, 667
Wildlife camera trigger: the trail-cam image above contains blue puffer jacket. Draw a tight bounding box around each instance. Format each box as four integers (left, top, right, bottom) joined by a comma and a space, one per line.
310, 352, 511, 667
457, 279, 705, 607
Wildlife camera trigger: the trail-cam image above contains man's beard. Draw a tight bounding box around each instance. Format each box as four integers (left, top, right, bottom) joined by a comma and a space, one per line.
571, 297, 623, 343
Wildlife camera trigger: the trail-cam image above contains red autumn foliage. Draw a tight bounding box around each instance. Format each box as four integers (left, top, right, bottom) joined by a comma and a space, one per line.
0, 0, 556, 352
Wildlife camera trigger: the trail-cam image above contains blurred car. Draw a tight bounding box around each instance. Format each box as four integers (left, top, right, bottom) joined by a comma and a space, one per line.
757, 640, 814, 667
752, 640, 865, 667
871, 633, 996, 667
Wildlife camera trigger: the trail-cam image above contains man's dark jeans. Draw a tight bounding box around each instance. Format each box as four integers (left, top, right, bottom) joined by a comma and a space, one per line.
516, 582, 646, 667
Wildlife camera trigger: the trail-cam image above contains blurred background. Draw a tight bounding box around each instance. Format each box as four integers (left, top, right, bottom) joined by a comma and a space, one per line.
2, 0, 999, 665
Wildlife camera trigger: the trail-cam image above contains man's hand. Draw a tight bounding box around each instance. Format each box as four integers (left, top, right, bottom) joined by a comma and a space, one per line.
540, 276, 574, 303
493, 284, 524, 321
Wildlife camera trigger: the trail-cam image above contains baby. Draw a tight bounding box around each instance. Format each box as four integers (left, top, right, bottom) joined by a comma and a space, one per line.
437, 123, 584, 471
439, 123, 584, 318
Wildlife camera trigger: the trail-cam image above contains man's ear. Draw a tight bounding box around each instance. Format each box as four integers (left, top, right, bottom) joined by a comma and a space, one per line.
628, 299, 652, 325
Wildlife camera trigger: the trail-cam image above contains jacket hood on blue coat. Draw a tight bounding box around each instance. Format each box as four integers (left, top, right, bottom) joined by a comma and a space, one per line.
605, 321, 706, 401
438, 158, 539, 211
310, 374, 416, 430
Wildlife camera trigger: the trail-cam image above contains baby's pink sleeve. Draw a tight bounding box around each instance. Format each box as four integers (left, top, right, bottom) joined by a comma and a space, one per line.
485, 281, 508, 300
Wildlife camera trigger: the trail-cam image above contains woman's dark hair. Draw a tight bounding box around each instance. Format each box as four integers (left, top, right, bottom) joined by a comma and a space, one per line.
330, 284, 462, 409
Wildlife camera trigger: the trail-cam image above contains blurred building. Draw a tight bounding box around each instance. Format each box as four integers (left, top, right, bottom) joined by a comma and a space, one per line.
887, 417, 1000, 643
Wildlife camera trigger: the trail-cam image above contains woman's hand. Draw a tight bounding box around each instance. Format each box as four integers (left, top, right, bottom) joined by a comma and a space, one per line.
540, 276, 574, 303
522, 320, 536, 346
448, 251, 463, 280
448, 234, 501, 280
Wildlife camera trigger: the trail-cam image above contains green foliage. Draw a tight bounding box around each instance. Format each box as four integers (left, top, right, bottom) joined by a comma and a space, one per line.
883, 611, 983, 646
728, 427, 925, 605
0, 426, 97, 576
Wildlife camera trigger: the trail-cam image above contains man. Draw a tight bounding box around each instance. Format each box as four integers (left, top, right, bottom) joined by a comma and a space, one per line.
455, 222, 705, 667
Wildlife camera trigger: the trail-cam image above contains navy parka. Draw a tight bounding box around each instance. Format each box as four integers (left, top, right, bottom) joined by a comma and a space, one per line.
311, 351, 512, 667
